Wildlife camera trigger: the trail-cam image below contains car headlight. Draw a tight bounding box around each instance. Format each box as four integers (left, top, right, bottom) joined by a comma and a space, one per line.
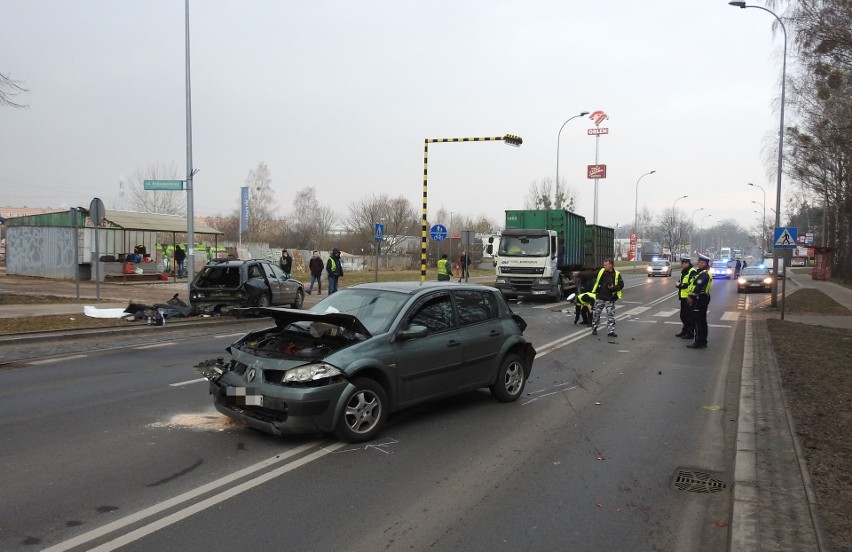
647, 267, 653, 272
495, 277, 507, 284
737, 278, 746, 284
282, 363, 343, 383
763, 277, 773, 285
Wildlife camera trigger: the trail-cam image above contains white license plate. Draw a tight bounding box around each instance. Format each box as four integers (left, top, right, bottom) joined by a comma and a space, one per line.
227, 386, 264, 406
531, 291, 546, 295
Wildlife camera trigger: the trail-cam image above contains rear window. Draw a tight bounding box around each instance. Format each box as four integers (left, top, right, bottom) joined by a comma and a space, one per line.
196, 266, 241, 287
453, 290, 499, 326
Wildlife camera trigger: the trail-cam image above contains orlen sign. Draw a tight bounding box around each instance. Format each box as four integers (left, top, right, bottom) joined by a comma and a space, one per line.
587, 164, 607, 179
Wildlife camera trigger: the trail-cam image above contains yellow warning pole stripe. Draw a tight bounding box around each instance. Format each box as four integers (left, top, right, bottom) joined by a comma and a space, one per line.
420, 134, 521, 285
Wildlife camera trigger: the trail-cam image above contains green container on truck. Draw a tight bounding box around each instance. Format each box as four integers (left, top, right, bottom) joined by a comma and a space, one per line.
495, 209, 614, 301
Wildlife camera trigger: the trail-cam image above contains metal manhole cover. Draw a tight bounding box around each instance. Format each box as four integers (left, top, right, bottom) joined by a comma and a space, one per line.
672, 468, 727, 493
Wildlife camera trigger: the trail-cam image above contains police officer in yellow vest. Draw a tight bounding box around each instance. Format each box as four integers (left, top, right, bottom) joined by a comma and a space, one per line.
590, 258, 624, 337
437, 253, 453, 281
326, 248, 344, 294
567, 291, 595, 325
675, 257, 698, 339
687, 254, 712, 349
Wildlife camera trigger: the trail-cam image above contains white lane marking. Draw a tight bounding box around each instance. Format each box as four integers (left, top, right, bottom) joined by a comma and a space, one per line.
213, 332, 246, 339
87, 443, 347, 551
169, 378, 206, 387
721, 312, 740, 321
635, 320, 659, 323
654, 309, 680, 317
621, 306, 650, 317
134, 342, 175, 350
664, 321, 682, 325
42, 441, 339, 552
710, 324, 732, 328
28, 354, 87, 365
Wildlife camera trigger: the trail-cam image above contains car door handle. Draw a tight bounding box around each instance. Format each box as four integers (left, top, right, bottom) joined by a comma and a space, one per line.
489, 330, 501, 337
447, 340, 461, 348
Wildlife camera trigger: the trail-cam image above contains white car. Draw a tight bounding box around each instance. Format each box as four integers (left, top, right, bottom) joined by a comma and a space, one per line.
647, 259, 672, 277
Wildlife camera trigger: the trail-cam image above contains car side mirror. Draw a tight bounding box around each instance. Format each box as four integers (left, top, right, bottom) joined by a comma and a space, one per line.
399, 324, 429, 340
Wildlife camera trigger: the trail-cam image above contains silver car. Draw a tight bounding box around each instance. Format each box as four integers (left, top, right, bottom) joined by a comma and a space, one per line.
196, 282, 536, 443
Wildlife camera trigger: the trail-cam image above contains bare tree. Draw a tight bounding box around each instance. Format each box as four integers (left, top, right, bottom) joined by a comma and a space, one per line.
125, 162, 185, 215
282, 186, 338, 249
345, 194, 419, 256
1, 71, 27, 108
524, 176, 578, 211
243, 162, 279, 244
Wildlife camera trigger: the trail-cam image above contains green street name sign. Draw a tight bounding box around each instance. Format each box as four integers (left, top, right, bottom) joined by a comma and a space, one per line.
143, 179, 184, 191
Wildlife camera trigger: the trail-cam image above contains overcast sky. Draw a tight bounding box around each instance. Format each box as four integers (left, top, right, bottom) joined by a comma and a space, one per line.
1, 0, 790, 234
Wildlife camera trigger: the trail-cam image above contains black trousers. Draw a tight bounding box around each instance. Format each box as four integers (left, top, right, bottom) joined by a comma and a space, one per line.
692, 294, 710, 345
679, 297, 694, 335
574, 304, 591, 324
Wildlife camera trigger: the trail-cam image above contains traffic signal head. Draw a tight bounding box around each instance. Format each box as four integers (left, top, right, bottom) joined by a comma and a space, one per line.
503, 134, 523, 147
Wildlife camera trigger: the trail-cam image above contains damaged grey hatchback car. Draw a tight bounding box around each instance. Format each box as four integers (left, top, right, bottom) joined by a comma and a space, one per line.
196, 281, 535, 443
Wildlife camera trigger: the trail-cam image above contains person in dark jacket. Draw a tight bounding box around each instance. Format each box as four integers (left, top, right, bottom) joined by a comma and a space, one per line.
588, 258, 624, 337
307, 250, 323, 295
174, 245, 187, 278
279, 249, 293, 279
326, 248, 344, 294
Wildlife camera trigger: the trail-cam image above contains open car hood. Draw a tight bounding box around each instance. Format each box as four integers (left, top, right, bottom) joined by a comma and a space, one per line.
237, 306, 372, 338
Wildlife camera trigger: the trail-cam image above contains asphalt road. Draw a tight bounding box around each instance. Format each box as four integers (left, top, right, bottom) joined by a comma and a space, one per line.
0, 273, 753, 551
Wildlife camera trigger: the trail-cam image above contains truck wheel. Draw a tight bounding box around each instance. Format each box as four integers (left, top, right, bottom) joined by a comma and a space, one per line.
552, 281, 564, 303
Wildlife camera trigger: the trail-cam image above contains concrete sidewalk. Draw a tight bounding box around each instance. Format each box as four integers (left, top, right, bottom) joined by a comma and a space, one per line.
731, 271, 851, 551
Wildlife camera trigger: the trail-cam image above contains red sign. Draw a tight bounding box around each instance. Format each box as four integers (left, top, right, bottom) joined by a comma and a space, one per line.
587, 128, 609, 135
587, 164, 607, 179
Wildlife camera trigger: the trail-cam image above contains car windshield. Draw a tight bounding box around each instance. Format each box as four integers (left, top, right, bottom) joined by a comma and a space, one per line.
498, 235, 549, 256
711, 262, 728, 269
651, 260, 669, 267
308, 288, 410, 335
741, 267, 770, 276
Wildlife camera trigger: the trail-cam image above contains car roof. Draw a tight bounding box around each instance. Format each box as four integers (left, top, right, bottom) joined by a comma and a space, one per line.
345, 281, 496, 295
203, 259, 267, 267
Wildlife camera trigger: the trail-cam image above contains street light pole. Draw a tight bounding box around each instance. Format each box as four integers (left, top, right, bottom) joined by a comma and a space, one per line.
730, 1, 787, 307
689, 207, 704, 258
672, 195, 688, 259
748, 182, 766, 257
556, 112, 590, 189
633, 170, 656, 268
184, 0, 197, 293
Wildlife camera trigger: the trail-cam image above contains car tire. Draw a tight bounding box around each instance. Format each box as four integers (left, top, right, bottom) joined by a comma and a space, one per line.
290, 289, 304, 309
333, 378, 388, 443
490, 353, 526, 402
256, 293, 270, 308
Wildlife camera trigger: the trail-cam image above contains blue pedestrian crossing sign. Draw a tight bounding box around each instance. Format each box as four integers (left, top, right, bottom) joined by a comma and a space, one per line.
773, 227, 798, 249
430, 224, 448, 242
374, 223, 384, 241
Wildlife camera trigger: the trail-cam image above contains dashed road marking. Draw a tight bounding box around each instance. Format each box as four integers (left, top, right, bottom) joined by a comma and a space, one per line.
170, 378, 207, 387
28, 354, 87, 365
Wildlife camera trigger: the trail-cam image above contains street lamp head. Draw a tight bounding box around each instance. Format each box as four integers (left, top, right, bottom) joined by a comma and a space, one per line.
650, 170, 656, 174
729, 1, 747, 8
579, 111, 590, 116
503, 134, 523, 147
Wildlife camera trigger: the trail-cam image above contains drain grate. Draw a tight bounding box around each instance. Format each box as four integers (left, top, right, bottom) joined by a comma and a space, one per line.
672, 468, 727, 493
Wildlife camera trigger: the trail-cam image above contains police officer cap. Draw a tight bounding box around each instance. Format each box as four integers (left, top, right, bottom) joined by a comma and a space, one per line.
680, 256, 691, 263
697, 254, 711, 263
566, 293, 577, 302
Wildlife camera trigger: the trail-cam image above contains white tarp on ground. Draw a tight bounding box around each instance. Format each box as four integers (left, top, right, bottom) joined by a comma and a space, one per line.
83, 306, 130, 319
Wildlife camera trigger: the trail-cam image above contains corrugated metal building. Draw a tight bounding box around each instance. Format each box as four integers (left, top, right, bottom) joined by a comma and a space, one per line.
5, 208, 223, 280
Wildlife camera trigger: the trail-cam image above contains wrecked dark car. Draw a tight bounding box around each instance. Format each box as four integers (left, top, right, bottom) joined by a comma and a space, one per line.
196, 281, 535, 443
189, 259, 304, 315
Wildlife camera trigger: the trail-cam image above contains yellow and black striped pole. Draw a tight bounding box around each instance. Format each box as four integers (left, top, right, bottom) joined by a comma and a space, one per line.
421, 134, 522, 284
